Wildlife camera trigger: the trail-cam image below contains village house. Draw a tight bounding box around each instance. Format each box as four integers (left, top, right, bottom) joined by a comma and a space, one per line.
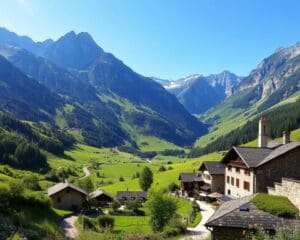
199, 161, 225, 194
222, 117, 300, 198
205, 194, 300, 240
47, 182, 87, 211
116, 191, 147, 203
89, 189, 113, 207
178, 173, 204, 197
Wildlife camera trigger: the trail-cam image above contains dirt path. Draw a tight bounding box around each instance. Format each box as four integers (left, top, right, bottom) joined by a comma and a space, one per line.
182, 201, 215, 240
60, 215, 78, 239
80, 166, 90, 179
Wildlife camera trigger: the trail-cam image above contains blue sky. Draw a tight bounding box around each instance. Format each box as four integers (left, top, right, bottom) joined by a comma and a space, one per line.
1, 0, 300, 79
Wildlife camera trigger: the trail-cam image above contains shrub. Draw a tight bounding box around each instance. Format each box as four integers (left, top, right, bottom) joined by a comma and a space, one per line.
22, 175, 41, 191
125, 200, 140, 211
9, 181, 24, 198
119, 176, 125, 182
158, 165, 166, 172
168, 182, 179, 192
97, 215, 114, 229
111, 200, 121, 211
78, 215, 97, 231
162, 226, 181, 238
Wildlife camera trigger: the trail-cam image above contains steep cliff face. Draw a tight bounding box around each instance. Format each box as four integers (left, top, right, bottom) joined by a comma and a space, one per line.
234, 43, 300, 100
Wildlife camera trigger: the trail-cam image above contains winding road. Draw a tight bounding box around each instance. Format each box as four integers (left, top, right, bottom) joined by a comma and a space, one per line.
60, 215, 78, 240
182, 201, 215, 240
60, 166, 90, 239
80, 166, 90, 179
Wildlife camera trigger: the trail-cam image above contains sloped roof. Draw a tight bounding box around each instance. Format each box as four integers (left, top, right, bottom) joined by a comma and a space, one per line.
179, 173, 203, 182
199, 161, 225, 174
206, 195, 300, 230
48, 182, 87, 196
222, 142, 300, 168
116, 191, 147, 200
257, 142, 300, 167
89, 189, 112, 199
233, 147, 273, 168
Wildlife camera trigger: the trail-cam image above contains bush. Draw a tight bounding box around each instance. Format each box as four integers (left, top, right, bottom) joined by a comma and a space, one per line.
111, 200, 121, 212
79, 215, 97, 231
125, 200, 140, 211
162, 226, 181, 238
119, 176, 125, 182
168, 182, 179, 192
22, 175, 41, 191
97, 215, 114, 229
158, 165, 166, 172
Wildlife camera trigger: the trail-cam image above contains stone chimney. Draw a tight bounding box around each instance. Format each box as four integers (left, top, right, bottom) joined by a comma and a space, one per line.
258, 116, 268, 148
283, 131, 290, 144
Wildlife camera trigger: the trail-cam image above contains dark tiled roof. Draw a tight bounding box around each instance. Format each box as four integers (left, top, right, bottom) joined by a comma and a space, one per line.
233, 147, 272, 168
89, 189, 113, 200
48, 182, 87, 196
116, 191, 147, 200
199, 161, 225, 174
206, 195, 300, 230
223, 142, 300, 168
179, 173, 203, 182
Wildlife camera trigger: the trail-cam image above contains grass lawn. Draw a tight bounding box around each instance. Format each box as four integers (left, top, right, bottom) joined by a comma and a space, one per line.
102, 152, 222, 195
113, 216, 151, 233
252, 193, 299, 218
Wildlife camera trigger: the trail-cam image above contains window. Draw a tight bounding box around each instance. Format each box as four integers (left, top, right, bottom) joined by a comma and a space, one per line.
227, 189, 231, 195
244, 169, 250, 176
236, 167, 240, 173
231, 177, 234, 185
57, 197, 61, 203
66, 189, 70, 193
227, 176, 230, 183
228, 166, 232, 171
236, 178, 240, 188
244, 181, 250, 191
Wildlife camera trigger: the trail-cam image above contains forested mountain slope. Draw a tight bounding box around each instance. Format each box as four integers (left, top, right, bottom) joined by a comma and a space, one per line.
0, 27, 207, 147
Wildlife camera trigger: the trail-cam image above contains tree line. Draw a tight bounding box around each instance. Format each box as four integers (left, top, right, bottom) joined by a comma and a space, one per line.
189, 101, 300, 157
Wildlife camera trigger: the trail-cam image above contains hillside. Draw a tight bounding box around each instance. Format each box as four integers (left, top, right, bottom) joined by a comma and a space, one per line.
192, 92, 300, 156
0, 27, 207, 147
195, 42, 300, 149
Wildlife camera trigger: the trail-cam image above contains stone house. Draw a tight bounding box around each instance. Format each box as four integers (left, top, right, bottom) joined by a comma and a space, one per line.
222, 117, 300, 198
179, 173, 204, 196
89, 189, 113, 207
48, 182, 87, 211
199, 161, 225, 194
205, 195, 300, 240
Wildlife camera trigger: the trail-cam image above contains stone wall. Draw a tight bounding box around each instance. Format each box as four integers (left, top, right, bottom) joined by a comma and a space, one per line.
256, 147, 300, 193
268, 178, 300, 211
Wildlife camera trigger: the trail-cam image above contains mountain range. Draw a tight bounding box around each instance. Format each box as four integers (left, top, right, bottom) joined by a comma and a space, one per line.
0, 27, 207, 148
0, 26, 299, 150
154, 71, 243, 114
